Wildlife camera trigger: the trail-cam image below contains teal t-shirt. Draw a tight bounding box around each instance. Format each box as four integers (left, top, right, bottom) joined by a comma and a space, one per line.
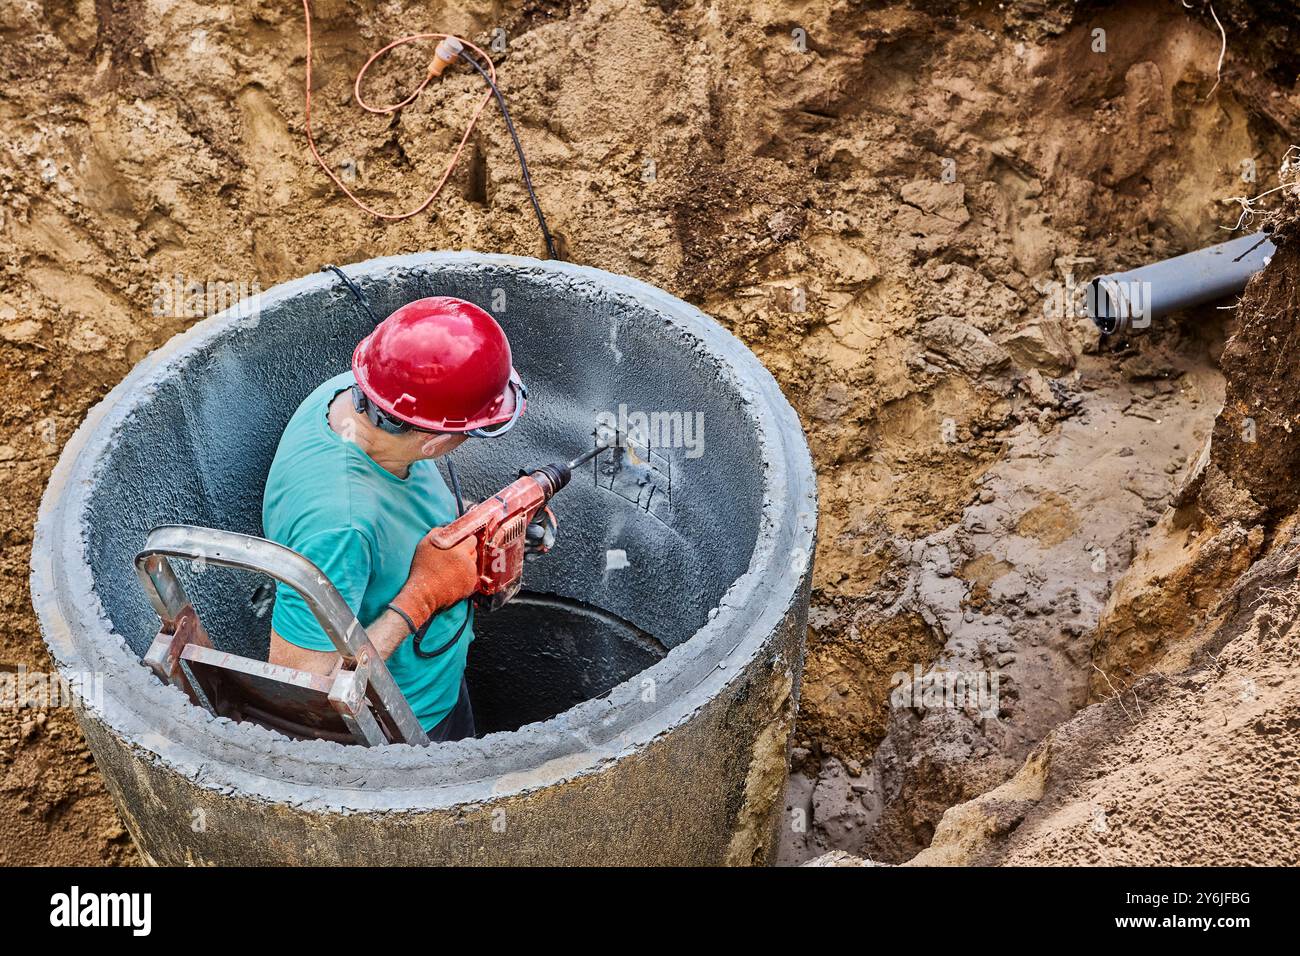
262, 371, 472, 731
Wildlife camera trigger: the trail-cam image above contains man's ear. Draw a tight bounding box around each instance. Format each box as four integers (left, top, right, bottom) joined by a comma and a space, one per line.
418, 432, 444, 458
420, 432, 469, 458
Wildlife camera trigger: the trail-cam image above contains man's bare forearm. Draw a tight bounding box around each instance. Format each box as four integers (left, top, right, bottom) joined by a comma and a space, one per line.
269, 609, 419, 674
361, 609, 417, 660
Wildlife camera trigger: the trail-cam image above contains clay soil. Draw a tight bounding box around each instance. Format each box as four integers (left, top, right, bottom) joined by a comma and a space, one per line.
2, 0, 1298, 865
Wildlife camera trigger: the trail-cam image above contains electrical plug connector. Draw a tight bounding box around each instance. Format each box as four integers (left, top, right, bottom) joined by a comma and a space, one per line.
428, 37, 464, 78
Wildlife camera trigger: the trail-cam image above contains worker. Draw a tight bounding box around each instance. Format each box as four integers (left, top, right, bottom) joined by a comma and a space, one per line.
261, 296, 528, 742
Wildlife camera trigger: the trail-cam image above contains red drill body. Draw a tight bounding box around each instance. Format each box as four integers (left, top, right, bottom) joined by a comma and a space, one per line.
427, 449, 602, 610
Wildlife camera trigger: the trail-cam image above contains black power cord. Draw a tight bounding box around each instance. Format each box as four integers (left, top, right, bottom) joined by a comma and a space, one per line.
458, 48, 559, 260
322, 264, 381, 324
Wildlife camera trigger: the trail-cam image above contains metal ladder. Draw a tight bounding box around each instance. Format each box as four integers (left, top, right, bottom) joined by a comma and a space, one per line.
135, 525, 429, 747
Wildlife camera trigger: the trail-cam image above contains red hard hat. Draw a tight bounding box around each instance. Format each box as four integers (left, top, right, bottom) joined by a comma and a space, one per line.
352, 296, 525, 432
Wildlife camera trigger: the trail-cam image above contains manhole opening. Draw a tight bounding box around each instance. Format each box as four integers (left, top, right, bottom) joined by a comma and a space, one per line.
466, 592, 667, 733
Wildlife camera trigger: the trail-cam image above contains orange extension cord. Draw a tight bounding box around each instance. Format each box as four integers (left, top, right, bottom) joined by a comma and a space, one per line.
301, 0, 497, 221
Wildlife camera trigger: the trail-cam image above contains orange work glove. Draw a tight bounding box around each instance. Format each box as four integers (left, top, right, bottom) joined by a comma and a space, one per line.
389, 536, 479, 631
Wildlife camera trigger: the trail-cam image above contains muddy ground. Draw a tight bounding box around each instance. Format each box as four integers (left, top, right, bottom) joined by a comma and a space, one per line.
1, 0, 1298, 865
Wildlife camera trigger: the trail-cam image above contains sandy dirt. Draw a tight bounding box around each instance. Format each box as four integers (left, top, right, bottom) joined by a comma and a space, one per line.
2, 0, 1298, 865
907, 239, 1300, 863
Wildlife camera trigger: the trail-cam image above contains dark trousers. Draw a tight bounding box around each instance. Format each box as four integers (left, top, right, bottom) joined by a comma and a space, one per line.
427, 678, 476, 742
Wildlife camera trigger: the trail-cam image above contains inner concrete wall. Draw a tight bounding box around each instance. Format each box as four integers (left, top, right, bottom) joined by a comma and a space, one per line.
88, 260, 762, 669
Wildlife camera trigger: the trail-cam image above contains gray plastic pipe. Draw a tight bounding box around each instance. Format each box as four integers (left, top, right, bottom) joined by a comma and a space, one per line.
1087, 232, 1275, 335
